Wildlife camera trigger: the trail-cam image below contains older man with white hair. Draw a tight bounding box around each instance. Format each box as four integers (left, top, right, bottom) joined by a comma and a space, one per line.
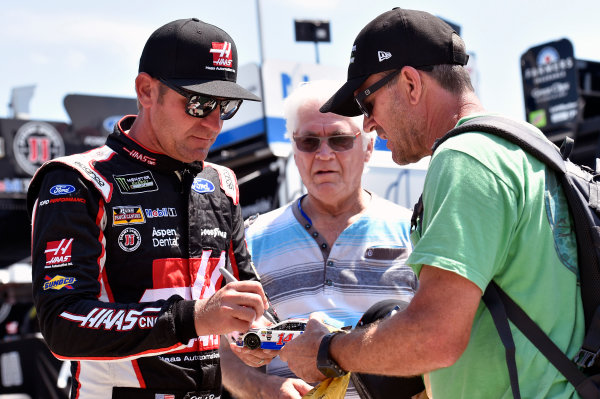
219, 80, 422, 399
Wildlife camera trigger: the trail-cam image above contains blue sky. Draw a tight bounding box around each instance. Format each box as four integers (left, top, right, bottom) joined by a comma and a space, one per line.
1, 0, 598, 123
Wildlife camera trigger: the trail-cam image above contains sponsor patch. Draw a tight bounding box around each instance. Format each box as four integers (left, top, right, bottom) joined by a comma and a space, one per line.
201, 227, 227, 239
210, 41, 233, 68
118, 227, 141, 252
44, 238, 74, 268
59, 307, 161, 330
39, 197, 86, 207
53, 147, 114, 202
122, 147, 157, 166
152, 227, 179, 248
145, 207, 177, 218
204, 163, 239, 204
112, 205, 145, 226
44, 275, 76, 290
191, 178, 215, 194
114, 171, 158, 194
49, 184, 76, 195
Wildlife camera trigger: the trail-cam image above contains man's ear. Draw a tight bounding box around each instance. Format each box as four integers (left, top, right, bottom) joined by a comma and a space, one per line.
398, 66, 424, 105
135, 72, 156, 109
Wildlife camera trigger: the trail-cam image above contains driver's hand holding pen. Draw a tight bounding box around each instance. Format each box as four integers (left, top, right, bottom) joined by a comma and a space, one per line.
218, 267, 279, 367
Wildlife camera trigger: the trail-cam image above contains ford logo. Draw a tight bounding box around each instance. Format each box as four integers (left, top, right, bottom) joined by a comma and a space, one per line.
191, 178, 215, 194
50, 184, 76, 195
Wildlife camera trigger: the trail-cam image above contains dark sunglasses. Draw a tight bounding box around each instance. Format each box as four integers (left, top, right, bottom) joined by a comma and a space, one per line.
292, 132, 361, 153
354, 66, 433, 118
159, 79, 243, 120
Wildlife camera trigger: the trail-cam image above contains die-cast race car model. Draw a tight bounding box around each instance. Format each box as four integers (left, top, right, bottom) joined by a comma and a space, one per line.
235, 318, 308, 350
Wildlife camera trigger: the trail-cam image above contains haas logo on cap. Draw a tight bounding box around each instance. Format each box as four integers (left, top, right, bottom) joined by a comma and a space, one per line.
210, 42, 233, 67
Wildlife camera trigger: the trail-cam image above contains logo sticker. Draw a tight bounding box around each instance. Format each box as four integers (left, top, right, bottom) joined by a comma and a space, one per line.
60, 307, 161, 331
113, 171, 158, 194
191, 178, 215, 194
210, 41, 233, 67
43, 275, 76, 290
122, 147, 156, 166
113, 206, 146, 225
118, 227, 141, 252
378, 51, 392, 62
201, 227, 227, 239
145, 207, 177, 218
39, 197, 86, 207
537, 46, 560, 65
44, 238, 74, 268
13, 121, 65, 176
152, 227, 179, 248
50, 184, 76, 195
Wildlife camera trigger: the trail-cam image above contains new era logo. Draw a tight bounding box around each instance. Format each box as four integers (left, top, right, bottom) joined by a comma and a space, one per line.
378, 51, 392, 62
210, 42, 233, 67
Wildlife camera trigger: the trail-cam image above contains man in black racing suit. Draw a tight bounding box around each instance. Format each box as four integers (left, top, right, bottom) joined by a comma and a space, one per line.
27, 18, 273, 399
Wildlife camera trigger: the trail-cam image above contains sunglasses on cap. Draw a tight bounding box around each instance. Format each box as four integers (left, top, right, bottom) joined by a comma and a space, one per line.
354, 66, 433, 118
292, 132, 361, 153
159, 79, 243, 120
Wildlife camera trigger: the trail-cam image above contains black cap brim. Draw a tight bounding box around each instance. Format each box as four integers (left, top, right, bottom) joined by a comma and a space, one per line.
168, 78, 261, 101
319, 75, 369, 116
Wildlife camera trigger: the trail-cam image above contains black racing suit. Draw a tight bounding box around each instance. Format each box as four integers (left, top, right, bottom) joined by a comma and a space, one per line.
27, 116, 258, 399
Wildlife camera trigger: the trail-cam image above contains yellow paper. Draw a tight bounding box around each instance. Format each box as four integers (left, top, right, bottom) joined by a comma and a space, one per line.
302, 373, 351, 399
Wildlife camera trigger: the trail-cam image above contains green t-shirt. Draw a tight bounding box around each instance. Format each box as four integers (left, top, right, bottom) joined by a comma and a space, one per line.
408, 115, 584, 398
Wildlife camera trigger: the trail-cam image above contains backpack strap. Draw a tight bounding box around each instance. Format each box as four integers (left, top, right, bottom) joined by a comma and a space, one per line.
481, 283, 522, 399
433, 115, 566, 174
575, 306, 600, 369
484, 282, 600, 399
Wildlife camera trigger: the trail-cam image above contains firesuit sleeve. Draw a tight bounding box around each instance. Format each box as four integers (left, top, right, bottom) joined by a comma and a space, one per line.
29, 166, 197, 361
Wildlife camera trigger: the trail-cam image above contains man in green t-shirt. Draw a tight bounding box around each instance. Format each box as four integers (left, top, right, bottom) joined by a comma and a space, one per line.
279, 7, 584, 398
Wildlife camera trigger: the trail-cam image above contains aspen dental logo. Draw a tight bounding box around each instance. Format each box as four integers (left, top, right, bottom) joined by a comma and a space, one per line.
210, 41, 233, 67
44, 275, 76, 290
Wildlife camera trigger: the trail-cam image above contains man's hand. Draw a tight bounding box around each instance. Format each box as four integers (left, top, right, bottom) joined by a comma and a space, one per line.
194, 281, 268, 336
285, 266, 482, 379
279, 315, 331, 383
258, 375, 313, 399
220, 335, 313, 399
228, 341, 277, 368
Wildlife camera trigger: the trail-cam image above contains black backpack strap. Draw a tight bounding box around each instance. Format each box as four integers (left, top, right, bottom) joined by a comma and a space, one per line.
575, 305, 600, 369
484, 282, 600, 398
481, 283, 522, 399
432, 115, 566, 174
410, 195, 423, 233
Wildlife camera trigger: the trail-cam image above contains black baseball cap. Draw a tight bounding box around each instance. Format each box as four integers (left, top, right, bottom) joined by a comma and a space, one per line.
320, 8, 469, 116
139, 18, 261, 101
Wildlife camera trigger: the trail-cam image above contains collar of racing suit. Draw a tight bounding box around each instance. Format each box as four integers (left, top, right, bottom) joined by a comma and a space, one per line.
112, 115, 204, 175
